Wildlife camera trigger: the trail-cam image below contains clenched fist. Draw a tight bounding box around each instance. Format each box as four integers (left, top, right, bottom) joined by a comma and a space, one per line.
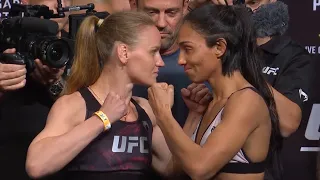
99, 83, 133, 123
148, 83, 174, 119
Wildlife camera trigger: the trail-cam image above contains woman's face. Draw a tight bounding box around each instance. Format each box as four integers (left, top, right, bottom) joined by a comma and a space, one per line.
126, 25, 164, 86
177, 23, 222, 83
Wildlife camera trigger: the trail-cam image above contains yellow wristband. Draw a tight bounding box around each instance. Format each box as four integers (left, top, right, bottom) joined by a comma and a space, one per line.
94, 111, 111, 131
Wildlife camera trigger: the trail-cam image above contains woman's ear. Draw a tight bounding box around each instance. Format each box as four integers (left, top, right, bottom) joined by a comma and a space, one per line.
116, 43, 129, 65
213, 38, 227, 58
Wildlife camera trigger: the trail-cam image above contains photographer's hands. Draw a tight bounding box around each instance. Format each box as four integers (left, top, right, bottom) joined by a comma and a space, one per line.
31, 59, 65, 86
0, 48, 65, 93
0, 48, 27, 91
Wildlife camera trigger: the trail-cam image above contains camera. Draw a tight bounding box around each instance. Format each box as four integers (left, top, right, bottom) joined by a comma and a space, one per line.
0, 0, 109, 73
67, 3, 109, 40
0, 16, 70, 72
0, 2, 72, 72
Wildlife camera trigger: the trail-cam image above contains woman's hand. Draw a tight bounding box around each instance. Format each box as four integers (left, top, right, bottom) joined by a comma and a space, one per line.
100, 83, 133, 123
148, 83, 174, 120
182, 83, 212, 114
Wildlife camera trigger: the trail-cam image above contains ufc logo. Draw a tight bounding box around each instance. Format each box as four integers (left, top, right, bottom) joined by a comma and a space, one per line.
112, 136, 149, 154
262, 67, 280, 76
299, 89, 309, 102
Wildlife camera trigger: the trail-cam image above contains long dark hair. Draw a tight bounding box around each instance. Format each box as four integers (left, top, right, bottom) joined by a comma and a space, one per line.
184, 4, 283, 179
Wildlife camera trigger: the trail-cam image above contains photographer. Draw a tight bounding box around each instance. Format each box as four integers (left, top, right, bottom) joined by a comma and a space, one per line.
0, 0, 71, 179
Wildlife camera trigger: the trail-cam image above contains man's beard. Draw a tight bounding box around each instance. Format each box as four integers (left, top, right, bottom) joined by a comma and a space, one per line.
251, 1, 289, 38
159, 27, 178, 52
160, 35, 176, 51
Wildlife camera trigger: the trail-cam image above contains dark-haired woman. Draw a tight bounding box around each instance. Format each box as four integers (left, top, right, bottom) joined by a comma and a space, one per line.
148, 4, 282, 180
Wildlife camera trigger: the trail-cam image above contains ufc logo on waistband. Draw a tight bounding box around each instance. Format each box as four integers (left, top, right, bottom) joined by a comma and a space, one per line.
112, 136, 149, 154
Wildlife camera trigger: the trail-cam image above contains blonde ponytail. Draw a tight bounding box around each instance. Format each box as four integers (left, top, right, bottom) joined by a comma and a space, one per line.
64, 16, 101, 94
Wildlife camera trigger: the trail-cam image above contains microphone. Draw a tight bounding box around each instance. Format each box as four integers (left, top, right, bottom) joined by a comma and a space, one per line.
63, 3, 95, 12
2, 17, 59, 35
251, 1, 289, 38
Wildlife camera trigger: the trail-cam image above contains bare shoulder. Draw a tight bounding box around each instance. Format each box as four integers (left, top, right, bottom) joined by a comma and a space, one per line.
223, 88, 269, 126
132, 96, 156, 126
31, 92, 87, 144
53, 92, 85, 115
48, 92, 87, 127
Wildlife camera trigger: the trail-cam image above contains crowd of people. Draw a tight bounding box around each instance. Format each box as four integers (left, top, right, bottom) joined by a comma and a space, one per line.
0, 0, 313, 180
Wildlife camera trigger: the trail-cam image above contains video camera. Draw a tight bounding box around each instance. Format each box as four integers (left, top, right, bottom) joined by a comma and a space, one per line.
0, 0, 109, 73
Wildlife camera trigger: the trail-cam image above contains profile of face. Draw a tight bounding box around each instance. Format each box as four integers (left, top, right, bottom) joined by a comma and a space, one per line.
137, 0, 187, 51
177, 23, 226, 83
27, 0, 71, 31
245, 0, 276, 11
122, 25, 164, 86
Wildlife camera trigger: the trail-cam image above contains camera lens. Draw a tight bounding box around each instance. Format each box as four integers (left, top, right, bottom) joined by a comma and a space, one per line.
45, 39, 69, 68
31, 37, 70, 68
48, 43, 64, 62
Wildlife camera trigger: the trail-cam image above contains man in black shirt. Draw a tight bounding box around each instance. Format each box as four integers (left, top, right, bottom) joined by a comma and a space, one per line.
249, 0, 312, 138
0, 0, 71, 179
249, 1, 313, 179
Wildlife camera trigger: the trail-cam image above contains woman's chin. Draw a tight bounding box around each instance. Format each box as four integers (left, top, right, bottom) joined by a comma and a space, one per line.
188, 75, 206, 84
134, 79, 157, 87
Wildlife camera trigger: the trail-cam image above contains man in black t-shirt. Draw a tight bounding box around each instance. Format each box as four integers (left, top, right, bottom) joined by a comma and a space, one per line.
248, 1, 313, 180
248, 0, 312, 137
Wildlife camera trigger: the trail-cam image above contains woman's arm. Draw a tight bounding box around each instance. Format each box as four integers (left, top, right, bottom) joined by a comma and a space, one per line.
25, 93, 106, 179
183, 111, 202, 137
152, 89, 267, 180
